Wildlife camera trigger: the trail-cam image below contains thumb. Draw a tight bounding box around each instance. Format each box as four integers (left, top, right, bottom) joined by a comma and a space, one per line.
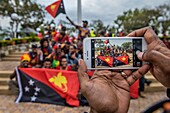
137, 50, 167, 67
137, 52, 145, 61
78, 59, 89, 85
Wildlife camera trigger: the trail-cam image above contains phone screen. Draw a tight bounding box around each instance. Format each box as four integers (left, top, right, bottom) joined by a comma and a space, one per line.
91, 38, 143, 68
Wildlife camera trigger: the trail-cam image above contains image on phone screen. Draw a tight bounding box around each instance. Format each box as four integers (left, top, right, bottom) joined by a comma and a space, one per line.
90, 38, 143, 69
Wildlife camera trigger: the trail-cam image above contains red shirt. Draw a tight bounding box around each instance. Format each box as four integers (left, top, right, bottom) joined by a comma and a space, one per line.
54, 33, 70, 43
56, 66, 72, 71
51, 31, 59, 38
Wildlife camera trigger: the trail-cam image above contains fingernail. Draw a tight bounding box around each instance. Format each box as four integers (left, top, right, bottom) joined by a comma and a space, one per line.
137, 52, 144, 60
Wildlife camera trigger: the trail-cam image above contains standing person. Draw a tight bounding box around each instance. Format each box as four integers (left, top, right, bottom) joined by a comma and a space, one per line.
139, 76, 152, 98
51, 27, 58, 38
66, 16, 90, 41
90, 29, 96, 37
37, 31, 43, 39
98, 30, 106, 37
56, 56, 72, 71
139, 76, 146, 98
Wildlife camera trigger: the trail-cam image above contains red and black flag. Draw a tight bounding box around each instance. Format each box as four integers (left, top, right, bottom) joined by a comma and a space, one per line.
97, 56, 114, 67
45, 0, 66, 18
104, 39, 109, 44
15, 68, 80, 106
115, 56, 129, 65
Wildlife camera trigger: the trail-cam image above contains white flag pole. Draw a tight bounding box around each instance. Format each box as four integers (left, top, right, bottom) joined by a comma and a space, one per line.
77, 0, 82, 25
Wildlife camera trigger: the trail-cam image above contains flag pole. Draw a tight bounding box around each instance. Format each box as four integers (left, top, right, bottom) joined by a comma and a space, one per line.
77, 0, 82, 25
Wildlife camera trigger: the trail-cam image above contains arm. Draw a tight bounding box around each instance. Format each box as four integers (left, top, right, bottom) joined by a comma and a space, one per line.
10, 71, 17, 80
66, 16, 81, 29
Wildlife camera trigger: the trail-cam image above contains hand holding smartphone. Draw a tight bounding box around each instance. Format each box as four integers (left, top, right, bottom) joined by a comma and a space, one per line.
83, 37, 147, 70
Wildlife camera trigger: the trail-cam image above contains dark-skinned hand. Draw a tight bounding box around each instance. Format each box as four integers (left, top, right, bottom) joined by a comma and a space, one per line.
78, 60, 150, 113
128, 27, 170, 88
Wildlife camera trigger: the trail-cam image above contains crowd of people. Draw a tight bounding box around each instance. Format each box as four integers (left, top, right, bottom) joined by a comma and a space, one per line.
96, 45, 131, 67
9, 19, 91, 94
7, 16, 170, 112
9, 18, 169, 91
14, 16, 127, 72
18, 21, 88, 71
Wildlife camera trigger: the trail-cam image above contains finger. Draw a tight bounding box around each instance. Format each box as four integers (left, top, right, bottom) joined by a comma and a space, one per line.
137, 52, 145, 61
78, 59, 89, 84
127, 26, 158, 44
126, 64, 151, 86
137, 50, 169, 68
123, 70, 133, 76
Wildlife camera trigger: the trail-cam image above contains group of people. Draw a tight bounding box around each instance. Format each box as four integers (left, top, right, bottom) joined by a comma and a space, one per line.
96, 46, 130, 67
17, 16, 126, 71
9, 17, 91, 94
18, 39, 82, 71
99, 45, 129, 57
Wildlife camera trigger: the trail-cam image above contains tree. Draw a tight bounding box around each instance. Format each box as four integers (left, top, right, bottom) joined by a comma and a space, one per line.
156, 4, 170, 32
121, 42, 132, 49
90, 20, 109, 35
114, 8, 161, 34
114, 4, 170, 35
0, 0, 45, 37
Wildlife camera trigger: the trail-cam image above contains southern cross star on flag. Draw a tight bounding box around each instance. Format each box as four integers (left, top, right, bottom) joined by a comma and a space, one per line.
97, 56, 114, 67
45, 0, 66, 18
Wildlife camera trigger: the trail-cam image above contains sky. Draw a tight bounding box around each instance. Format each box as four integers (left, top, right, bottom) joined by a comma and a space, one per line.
36, 0, 170, 25
0, 0, 169, 29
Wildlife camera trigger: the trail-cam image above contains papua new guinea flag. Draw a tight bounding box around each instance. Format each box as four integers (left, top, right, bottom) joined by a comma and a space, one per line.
115, 56, 129, 65
104, 39, 109, 44
15, 68, 80, 106
45, 0, 66, 18
97, 56, 114, 67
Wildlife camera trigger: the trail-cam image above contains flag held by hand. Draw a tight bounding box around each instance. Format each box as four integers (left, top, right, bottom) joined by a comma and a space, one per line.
45, 0, 66, 18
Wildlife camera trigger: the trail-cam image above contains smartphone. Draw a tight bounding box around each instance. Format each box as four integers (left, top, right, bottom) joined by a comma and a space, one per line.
83, 37, 147, 70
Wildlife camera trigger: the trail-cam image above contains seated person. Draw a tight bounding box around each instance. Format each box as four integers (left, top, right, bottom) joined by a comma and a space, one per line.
66, 45, 80, 67
51, 45, 65, 68
42, 58, 52, 69
66, 45, 76, 57
56, 56, 72, 71
40, 38, 53, 60
67, 52, 79, 71
9, 54, 31, 94
28, 44, 43, 67
77, 41, 83, 59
